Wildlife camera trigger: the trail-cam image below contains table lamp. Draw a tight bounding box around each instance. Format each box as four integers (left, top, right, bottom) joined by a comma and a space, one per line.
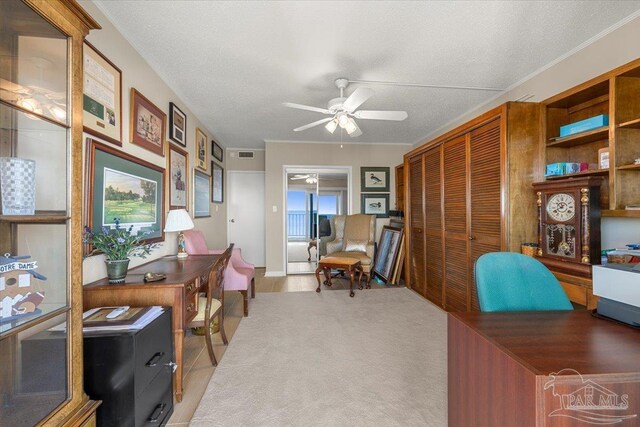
164, 209, 195, 258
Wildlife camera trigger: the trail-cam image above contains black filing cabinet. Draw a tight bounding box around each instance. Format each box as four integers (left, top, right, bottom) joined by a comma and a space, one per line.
83, 308, 174, 426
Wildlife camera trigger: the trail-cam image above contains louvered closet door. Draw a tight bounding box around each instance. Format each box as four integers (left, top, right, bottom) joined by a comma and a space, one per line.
443, 135, 469, 311
469, 119, 502, 310
408, 156, 426, 296
424, 146, 443, 306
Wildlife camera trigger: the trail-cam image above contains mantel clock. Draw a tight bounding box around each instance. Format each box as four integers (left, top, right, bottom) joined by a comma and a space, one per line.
532, 177, 603, 277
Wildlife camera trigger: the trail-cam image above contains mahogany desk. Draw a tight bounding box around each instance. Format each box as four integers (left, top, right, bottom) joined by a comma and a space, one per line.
83, 255, 219, 402
449, 311, 640, 426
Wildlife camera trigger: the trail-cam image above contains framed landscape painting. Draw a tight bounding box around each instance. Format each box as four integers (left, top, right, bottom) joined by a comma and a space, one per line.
361, 193, 389, 218
130, 88, 166, 157
361, 167, 390, 192
168, 144, 189, 210
85, 138, 165, 250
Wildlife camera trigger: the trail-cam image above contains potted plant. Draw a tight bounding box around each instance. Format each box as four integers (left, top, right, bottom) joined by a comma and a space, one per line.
84, 218, 158, 283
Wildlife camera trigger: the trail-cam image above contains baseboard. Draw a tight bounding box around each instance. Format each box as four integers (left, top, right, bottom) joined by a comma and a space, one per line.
264, 271, 286, 277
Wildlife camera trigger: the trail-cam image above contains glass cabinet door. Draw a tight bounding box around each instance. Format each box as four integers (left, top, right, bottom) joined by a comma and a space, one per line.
0, 1, 71, 425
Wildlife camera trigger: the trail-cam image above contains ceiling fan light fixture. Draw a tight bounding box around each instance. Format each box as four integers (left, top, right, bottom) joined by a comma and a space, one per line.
305, 177, 317, 184
325, 119, 338, 134
337, 113, 349, 128
345, 117, 358, 135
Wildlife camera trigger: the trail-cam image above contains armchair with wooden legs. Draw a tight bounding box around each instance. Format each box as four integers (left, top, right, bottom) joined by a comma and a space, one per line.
183, 229, 255, 316
188, 244, 233, 366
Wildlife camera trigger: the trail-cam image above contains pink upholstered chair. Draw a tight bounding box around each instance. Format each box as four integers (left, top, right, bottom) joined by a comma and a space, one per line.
183, 230, 255, 316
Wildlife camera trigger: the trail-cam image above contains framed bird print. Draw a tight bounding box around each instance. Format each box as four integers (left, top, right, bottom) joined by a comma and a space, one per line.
361, 167, 390, 192
361, 193, 389, 218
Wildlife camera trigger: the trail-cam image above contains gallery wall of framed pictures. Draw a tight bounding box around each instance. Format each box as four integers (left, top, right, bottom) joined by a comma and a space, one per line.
81, 37, 227, 266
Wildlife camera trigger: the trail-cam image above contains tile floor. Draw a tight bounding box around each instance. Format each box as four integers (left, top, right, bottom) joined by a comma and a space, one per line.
166, 268, 386, 425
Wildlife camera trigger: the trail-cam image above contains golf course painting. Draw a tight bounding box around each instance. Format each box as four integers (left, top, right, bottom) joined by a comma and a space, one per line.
102, 168, 157, 226
86, 139, 165, 249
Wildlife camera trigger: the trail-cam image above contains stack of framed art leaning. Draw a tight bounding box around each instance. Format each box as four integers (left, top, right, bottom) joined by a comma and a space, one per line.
82, 42, 224, 244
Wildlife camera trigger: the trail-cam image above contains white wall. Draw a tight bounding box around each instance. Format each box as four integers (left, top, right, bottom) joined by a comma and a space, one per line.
80, 1, 227, 284
414, 15, 640, 251
264, 142, 408, 275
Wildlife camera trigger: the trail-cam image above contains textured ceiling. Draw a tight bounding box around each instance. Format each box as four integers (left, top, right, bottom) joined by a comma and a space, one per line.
93, 1, 640, 149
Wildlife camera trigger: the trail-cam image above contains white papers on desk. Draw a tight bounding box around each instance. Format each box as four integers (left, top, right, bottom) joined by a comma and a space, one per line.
48, 306, 164, 333
82, 306, 164, 332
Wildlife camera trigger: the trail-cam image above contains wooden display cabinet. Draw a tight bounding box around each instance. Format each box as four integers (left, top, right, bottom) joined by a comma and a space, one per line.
0, 1, 99, 425
543, 57, 640, 217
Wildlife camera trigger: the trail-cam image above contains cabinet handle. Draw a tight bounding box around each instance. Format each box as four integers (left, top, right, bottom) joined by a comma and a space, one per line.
187, 303, 195, 312
469, 236, 476, 240
186, 283, 194, 293
148, 403, 167, 423
165, 361, 178, 373
145, 352, 165, 367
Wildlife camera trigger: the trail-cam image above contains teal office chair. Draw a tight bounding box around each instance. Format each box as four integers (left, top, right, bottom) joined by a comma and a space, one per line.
475, 252, 573, 312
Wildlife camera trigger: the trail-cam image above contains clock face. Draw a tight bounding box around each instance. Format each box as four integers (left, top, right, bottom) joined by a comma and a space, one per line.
546, 193, 575, 222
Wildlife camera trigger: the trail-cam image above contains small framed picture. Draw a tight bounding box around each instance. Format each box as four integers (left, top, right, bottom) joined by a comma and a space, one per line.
130, 88, 166, 157
169, 102, 187, 147
211, 161, 223, 204
193, 169, 210, 218
168, 144, 188, 210
361, 193, 389, 218
212, 140, 223, 163
195, 128, 208, 171
598, 148, 610, 169
361, 167, 390, 192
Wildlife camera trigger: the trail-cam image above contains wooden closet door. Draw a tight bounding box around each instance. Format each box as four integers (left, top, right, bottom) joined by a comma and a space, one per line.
443, 135, 469, 311
469, 119, 502, 310
408, 155, 426, 296
424, 146, 443, 306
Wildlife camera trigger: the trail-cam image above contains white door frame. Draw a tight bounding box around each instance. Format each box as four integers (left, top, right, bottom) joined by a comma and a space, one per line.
227, 170, 266, 267
283, 165, 352, 274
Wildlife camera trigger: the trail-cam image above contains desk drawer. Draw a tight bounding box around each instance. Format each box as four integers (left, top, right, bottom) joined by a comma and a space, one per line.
135, 310, 173, 398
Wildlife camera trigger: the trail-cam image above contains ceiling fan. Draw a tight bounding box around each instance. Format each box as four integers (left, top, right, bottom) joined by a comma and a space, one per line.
284, 78, 408, 138
290, 174, 319, 184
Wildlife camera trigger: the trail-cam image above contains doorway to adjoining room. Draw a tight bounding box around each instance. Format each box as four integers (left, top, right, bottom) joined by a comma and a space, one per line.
285, 168, 349, 275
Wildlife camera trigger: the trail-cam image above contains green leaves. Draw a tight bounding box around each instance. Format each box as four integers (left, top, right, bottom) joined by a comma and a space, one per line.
83, 218, 158, 261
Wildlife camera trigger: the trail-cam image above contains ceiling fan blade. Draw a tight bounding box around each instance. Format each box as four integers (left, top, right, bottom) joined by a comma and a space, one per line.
293, 117, 333, 132
349, 120, 363, 138
353, 110, 408, 121
283, 102, 331, 115
342, 87, 374, 112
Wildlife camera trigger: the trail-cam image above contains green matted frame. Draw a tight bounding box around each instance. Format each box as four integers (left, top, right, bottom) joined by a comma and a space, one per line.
85, 138, 165, 252
360, 166, 390, 192
361, 193, 390, 218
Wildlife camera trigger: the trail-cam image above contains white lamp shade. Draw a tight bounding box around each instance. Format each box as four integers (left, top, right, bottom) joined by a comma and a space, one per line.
164, 209, 195, 232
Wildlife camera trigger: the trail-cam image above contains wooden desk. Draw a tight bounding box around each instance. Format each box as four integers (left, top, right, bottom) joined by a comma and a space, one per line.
449, 311, 640, 426
83, 255, 219, 402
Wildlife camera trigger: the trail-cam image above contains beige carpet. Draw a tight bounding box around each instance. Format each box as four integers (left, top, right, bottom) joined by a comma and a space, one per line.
190, 288, 448, 426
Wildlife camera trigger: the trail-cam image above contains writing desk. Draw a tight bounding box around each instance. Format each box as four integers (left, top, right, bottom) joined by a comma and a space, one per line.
83, 255, 219, 402
449, 311, 640, 426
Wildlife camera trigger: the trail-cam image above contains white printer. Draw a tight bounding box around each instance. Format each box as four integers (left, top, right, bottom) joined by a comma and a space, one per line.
593, 263, 640, 326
